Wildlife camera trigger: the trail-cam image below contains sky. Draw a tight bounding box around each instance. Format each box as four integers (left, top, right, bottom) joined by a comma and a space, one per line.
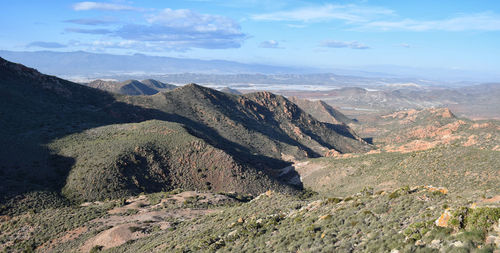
1, 0, 499, 79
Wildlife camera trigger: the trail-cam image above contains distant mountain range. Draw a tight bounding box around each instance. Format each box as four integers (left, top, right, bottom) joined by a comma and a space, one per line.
0, 50, 308, 77
1, 50, 491, 86
279, 83, 500, 120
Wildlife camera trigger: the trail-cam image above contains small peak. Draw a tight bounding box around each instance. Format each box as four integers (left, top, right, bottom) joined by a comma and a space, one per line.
434, 108, 455, 118
184, 83, 203, 89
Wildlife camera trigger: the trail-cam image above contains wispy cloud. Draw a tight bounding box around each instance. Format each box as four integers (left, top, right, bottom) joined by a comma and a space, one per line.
64, 18, 117, 25
361, 12, 500, 31
26, 41, 67, 48
252, 4, 500, 33
252, 4, 393, 23
259, 40, 281, 48
287, 24, 306, 28
65, 27, 113, 34
320, 40, 370, 49
112, 8, 246, 50
399, 43, 411, 48
73, 1, 143, 11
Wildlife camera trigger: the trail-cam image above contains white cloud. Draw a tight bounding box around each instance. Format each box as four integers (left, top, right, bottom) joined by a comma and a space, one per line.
399, 43, 410, 48
361, 12, 500, 31
259, 40, 281, 48
320, 40, 370, 49
113, 8, 246, 50
252, 4, 393, 23
146, 8, 242, 34
73, 2, 143, 11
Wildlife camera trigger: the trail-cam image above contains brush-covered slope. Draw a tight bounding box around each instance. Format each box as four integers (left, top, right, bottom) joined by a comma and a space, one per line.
0, 57, 142, 204
105, 187, 499, 252
288, 96, 355, 125
296, 146, 500, 199
86, 79, 176, 95
122, 84, 371, 163
51, 120, 289, 202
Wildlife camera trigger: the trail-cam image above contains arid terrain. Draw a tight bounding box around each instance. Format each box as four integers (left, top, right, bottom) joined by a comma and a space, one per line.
1, 58, 499, 252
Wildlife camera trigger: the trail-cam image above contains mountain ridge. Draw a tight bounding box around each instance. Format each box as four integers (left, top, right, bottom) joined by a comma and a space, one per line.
0, 57, 369, 207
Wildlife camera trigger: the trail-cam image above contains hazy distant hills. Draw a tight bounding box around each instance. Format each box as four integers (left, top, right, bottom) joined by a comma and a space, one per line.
0, 50, 307, 77
280, 83, 500, 120
0, 57, 369, 208
85, 79, 177, 95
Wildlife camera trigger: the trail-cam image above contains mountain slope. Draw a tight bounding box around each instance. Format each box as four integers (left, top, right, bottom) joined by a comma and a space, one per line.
121, 84, 371, 164
52, 120, 289, 202
351, 107, 500, 152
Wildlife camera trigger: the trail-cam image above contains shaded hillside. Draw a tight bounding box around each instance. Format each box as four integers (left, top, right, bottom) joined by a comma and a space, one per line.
288, 96, 355, 125
85, 79, 177, 95
122, 85, 371, 163
0, 57, 151, 205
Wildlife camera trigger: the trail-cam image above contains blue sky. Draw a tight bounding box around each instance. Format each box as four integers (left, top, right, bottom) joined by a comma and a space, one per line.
1, 0, 499, 77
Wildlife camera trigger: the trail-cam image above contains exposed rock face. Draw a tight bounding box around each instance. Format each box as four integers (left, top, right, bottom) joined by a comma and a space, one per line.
435, 210, 452, 227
